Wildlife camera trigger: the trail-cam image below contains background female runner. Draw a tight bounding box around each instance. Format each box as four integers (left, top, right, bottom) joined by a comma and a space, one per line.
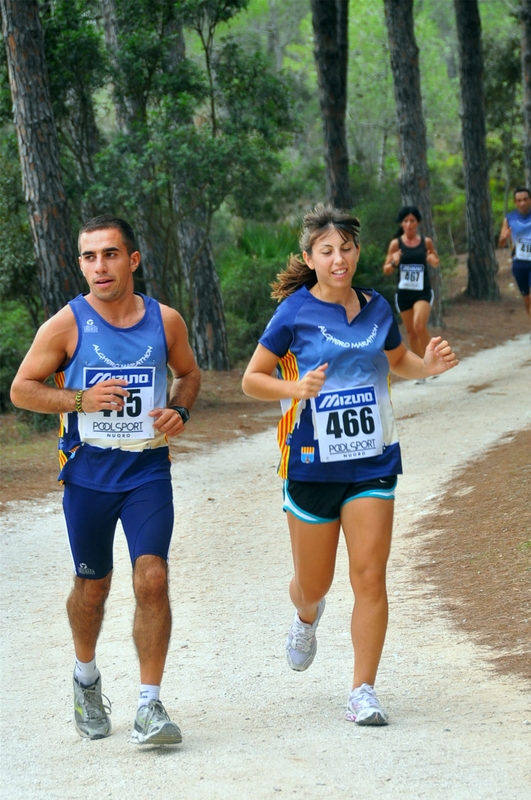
383, 206, 440, 365
242, 204, 458, 726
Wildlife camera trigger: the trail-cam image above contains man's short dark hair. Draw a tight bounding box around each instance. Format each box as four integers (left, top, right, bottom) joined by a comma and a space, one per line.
514, 187, 531, 198
78, 214, 137, 254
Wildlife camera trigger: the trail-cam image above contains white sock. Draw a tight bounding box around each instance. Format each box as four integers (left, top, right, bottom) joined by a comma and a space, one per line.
74, 657, 99, 687
138, 684, 160, 709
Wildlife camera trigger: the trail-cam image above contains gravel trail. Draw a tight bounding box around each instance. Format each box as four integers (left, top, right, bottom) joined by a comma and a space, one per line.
1, 334, 530, 799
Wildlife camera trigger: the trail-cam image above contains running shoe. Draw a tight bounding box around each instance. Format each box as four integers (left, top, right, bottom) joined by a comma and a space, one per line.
285, 597, 326, 671
346, 683, 388, 726
131, 700, 182, 745
73, 674, 112, 739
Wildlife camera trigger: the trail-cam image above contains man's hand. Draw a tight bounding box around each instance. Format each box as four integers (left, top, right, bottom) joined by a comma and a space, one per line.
149, 407, 186, 437
81, 379, 130, 412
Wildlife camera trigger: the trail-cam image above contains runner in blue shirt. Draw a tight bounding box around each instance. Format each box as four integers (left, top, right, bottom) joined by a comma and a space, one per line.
498, 186, 531, 323
11, 215, 200, 745
242, 204, 458, 726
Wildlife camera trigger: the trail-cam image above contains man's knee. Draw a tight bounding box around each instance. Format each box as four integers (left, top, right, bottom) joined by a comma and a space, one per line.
70, 573, 112, 610
133, 555, 168, 605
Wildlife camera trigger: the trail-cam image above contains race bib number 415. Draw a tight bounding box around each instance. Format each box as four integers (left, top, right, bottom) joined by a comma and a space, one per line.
79, 367, 156, 441
311, 386, 384, 462
515, 238, 531, 261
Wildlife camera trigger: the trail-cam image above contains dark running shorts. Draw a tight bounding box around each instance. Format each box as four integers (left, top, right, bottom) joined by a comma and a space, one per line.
395, 288, 434, 313
512, 260, 531, 296
283, 476, 397, 524
63, 479, 174, 579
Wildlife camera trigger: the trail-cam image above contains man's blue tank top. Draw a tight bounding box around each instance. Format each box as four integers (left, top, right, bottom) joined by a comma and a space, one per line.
507, 209, 531, 264
55, 293, 171, 491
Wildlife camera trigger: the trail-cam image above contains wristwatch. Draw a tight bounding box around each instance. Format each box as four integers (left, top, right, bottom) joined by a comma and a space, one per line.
169, 405, 190, 424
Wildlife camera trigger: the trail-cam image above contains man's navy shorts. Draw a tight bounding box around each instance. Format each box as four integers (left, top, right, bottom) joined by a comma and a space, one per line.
63, 480, 174, 579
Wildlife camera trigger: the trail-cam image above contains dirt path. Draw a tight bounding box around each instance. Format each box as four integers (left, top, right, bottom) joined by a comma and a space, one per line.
1, 334, 530, 800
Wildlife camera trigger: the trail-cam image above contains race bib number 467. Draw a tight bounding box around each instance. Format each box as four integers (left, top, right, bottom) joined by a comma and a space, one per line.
311, 386, 384, 462
398, 263, 424, 290
79, 367, 156, 441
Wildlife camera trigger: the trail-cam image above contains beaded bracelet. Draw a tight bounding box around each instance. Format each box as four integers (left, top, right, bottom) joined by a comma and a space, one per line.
75, 390, 85, 414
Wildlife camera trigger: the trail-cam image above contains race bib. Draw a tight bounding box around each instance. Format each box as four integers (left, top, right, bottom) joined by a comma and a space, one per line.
515, 238, 531, 261
398, 263, 424, 290
78, 367, 156, 441
311, 386, 384, 463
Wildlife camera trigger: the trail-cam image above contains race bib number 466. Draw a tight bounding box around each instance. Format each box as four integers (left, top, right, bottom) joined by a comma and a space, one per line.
311, 386, 384, 462
79, 367, 156, 441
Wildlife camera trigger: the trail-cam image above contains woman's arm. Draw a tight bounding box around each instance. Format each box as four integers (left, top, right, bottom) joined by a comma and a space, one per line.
242, 344, 328, 401
382, 239, 401, 275
386, 337, 458, 381
425, 237, 440, 268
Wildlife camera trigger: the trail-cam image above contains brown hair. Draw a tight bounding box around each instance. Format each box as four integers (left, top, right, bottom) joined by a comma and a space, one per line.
271, 204, 361, 301
78, 214, 137, 255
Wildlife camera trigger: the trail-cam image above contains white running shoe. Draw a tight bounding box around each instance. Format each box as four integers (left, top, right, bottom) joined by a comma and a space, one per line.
346, 683, 389, 726
131, 700, 182, 745
285, 598, 326, 671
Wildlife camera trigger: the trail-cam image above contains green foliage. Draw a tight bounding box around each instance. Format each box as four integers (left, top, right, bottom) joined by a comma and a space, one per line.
0, 135, 41, 329
219, 221, 297, 362
0, 302, 36, 414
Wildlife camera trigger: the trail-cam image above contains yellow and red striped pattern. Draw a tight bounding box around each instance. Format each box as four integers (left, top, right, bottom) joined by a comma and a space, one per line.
276, 350, 300, 478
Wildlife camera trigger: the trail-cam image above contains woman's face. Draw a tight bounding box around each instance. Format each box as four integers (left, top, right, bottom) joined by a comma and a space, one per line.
303, 227, 359, 291
401, 213, 419, 237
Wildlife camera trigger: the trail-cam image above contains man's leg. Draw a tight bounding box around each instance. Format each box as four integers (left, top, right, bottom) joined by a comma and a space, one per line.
67, 573, 112, 663
132, 555, 171, 686
63, 484, 120, 739
121, 480, 181, 744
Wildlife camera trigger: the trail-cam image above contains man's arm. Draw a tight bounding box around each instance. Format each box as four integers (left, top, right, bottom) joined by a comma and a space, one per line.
498, 217, 511, 248
149, 305, 201, 437
10, 305, 130, 415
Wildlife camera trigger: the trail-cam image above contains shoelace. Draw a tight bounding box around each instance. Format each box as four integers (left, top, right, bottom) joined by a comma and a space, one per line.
290, 618, 316, 652
82, 686, 112, 719
351, 685, 378, 710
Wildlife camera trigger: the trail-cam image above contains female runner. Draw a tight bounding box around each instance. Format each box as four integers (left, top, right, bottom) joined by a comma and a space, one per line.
242, 204, 458, 725
383, 205, 440, 362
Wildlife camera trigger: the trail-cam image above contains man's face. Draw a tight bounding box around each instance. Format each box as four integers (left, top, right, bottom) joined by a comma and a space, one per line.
514, 191, 531, 216
78, 228, 140, 302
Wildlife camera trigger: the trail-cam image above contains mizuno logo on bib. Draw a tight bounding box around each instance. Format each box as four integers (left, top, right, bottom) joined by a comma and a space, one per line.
398, 263, 424, 290
311, 386, 384, 462
79, 367, 156, 441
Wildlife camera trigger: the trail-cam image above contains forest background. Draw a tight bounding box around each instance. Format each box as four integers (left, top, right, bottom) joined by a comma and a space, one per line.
0, 0, 527, 418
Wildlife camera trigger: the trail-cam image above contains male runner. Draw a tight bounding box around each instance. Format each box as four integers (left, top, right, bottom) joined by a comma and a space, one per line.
10, 215, 201, 745
498, 186, 531, 321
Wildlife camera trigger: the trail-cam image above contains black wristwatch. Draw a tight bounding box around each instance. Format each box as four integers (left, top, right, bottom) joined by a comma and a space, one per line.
169, 405, 190, 424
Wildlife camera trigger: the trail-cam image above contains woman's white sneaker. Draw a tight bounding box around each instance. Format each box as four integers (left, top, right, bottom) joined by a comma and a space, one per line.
346, 683, 389, 725
285, 598, 326, 671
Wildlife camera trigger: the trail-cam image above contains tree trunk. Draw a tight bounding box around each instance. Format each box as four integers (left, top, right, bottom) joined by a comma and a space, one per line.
1, 0, 83, 316
384, 0, 442, 325
100, 0, 170, 303
454, 0, 500, 300
178, 216, 230, 370
311, 0, 352, 209
521, 0, 531, 187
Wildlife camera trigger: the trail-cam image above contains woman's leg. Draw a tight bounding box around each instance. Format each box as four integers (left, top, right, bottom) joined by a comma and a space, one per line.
287, 511, 340, 623
411, 299, 432, 355
398, 307, 420, 356
340, 497, 394, 688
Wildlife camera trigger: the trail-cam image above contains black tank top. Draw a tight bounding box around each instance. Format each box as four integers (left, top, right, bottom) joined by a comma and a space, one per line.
399, 236, 431, 292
